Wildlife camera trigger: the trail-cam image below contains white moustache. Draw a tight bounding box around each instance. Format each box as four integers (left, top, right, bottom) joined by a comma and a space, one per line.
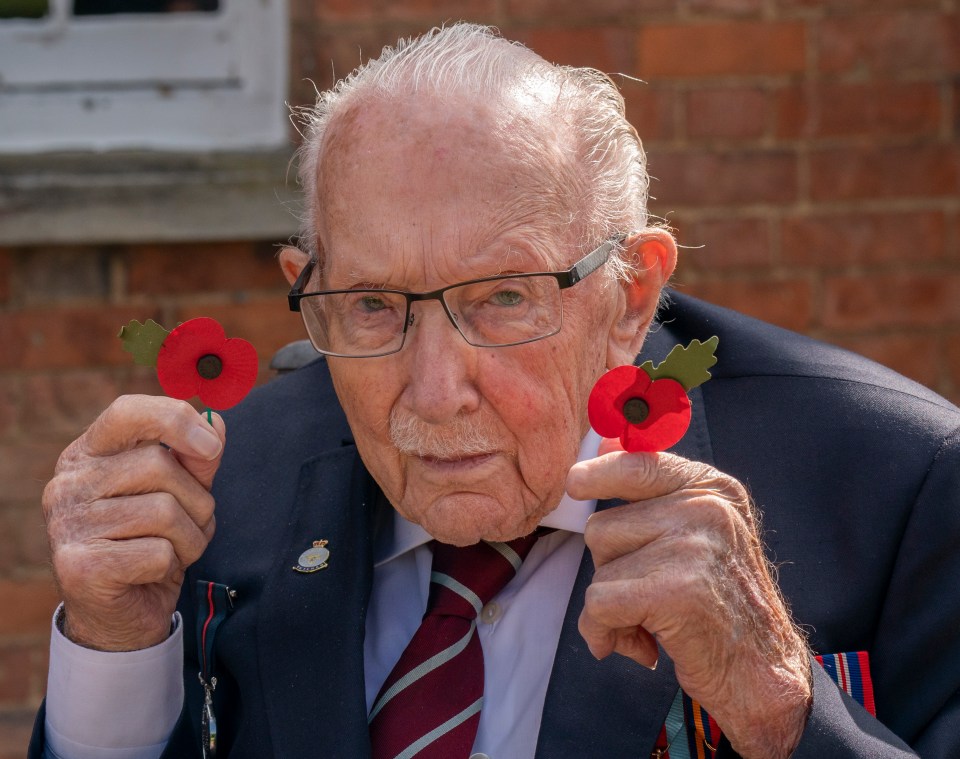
389, 411, 500, 460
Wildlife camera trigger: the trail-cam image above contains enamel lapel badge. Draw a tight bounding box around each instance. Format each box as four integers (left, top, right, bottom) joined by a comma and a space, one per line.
293, 540, 330, 573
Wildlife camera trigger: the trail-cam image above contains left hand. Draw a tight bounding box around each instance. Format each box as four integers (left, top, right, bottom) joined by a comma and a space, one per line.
566, 448, 812, 759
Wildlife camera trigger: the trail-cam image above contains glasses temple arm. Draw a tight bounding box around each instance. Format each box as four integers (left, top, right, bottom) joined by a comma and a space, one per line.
564, 235, 625, 287
288, 258, 318, 312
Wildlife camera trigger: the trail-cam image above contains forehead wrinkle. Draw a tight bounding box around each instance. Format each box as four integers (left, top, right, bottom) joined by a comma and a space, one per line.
317, 95, 581, 286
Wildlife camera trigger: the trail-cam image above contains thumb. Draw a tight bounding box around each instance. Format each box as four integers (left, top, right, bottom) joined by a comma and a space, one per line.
172, 411, 226, 489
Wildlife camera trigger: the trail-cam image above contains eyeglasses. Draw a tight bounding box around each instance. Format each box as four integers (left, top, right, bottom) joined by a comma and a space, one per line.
287, 235, 623, 358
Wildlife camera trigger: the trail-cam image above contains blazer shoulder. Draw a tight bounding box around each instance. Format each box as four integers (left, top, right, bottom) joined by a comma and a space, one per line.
210, 355, 357, 522
222, 354, 353, 458
658, 292, 959, 419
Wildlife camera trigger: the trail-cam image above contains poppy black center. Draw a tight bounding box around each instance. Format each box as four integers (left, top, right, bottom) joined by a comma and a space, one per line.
622, 397, 650, 424
196, 354, 223, 380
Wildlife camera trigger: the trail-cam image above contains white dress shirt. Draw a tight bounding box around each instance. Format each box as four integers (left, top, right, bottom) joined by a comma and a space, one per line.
44, 432, 601, 759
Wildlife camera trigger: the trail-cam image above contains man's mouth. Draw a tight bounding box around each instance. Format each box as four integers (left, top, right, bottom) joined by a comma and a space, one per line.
415, 451, 498, 470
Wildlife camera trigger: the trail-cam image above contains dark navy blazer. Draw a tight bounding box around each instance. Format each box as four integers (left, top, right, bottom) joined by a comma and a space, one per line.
31, 293, 960, 757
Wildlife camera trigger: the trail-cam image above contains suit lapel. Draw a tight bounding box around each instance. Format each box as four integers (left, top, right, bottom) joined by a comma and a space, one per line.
536, 323, 717, 758
256, 447, 376, 759
534, 543, 680, 758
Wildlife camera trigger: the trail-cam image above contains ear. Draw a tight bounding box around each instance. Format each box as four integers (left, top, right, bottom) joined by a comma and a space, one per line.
606, 229, 678, 368
279, 246, 312, 287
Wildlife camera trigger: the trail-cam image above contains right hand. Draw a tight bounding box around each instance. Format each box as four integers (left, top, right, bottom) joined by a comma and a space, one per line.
42, 395, 226, 652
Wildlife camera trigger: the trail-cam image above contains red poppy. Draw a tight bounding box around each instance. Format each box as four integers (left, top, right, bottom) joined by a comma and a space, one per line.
587, 365, 692, 453
156, 317, 258, 410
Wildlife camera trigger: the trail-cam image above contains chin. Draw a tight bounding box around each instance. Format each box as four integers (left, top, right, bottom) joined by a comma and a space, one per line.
403, 491, 547, 546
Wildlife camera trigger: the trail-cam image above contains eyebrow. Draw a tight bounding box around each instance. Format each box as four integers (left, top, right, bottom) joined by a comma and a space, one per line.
329, 240, 552, 290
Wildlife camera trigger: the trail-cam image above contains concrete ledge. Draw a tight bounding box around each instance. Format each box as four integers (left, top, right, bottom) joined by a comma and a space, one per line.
0, 149, 301, 245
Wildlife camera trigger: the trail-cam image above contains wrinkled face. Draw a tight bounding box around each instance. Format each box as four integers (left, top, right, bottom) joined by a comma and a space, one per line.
311, 95, 629, 545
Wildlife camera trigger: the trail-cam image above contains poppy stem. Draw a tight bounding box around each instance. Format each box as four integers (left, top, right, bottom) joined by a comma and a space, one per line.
206, 408, 212, 426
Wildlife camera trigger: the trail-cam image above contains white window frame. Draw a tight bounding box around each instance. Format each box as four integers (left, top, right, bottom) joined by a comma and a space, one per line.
0, 0, 288, 152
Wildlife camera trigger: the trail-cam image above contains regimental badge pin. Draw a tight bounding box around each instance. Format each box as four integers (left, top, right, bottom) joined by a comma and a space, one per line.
293, 540, 330, 573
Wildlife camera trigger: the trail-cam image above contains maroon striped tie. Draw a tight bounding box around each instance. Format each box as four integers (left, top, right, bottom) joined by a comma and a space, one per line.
368, 532, 544, 759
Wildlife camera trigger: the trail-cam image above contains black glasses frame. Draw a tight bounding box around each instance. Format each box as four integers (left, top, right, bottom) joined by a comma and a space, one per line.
287, 235, 624, 357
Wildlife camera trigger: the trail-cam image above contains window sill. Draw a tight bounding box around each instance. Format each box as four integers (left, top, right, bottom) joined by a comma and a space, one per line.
0, 148, 300, 245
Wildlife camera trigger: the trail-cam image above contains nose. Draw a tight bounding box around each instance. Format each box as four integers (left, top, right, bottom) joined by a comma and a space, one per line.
400, 301, 482, 424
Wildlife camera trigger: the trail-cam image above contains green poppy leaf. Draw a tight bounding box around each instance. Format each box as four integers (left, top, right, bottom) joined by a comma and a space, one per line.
643, 336, 719, 391
118, 319, 170, 367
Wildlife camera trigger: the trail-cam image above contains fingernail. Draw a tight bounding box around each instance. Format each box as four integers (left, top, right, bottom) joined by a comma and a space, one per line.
188, 425, 222, 459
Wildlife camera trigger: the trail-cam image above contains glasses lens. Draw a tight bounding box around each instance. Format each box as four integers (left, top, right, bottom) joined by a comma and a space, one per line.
445, 275, 562, 347
300, 290, 408, 357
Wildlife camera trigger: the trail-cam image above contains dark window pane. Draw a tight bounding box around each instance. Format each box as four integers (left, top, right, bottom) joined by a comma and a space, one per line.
73, 0, 219, 14
0, 0, 49, 19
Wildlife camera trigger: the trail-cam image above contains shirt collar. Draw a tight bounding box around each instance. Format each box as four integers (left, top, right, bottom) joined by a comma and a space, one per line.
373, 429, 601, 567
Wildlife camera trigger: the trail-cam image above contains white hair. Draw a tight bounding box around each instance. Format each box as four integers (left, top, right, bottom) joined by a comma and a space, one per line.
291, 22, 658, 280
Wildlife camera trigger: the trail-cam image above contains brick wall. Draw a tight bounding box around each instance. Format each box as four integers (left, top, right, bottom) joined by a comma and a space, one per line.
1, 0, 958, 753
289, 0, 960, 400
0, 241, 306, 753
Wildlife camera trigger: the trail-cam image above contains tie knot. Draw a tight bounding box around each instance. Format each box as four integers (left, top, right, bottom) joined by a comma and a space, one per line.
427, 531, 543, 619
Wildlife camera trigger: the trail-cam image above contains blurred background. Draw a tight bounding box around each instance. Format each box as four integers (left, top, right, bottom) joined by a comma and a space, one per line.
0, 0, 957, 753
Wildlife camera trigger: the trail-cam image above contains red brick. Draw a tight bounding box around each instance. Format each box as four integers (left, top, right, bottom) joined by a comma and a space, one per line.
676, 217, 772, 270
687, 0, 764, 14
774, 86, 806, 141
308, 0, 386, 21
782, 210, 946, 267
505, 0, 670, 21
175, 298, 307, 372
818, 12, 958, 75
20, 370, 125, 440
624, 83, 675, 143
777, 81, 942, 140
0, 643, 46, 704
0, 441, 66, 503
0, 306, 162, 371
0, 377, 19, 439
0, 710, 40, 759
685, 87, 767, 140
289, 0, 313, 21
827, 333, 940, 390
119, 366, 165, 399
0, 503, 50, 573
516, 27, 635, 71
375, 0, 496, 20
309, 0, 494, 23
648, 149, 797, 207
126, 241, 286, 296
946, 331, 960, 395
950, 210, 960, 262
782, 0, 941, 10
823, 271, 960, 331
0, 578, 59, 637
288, 20, 330, 107
0, 509, 21, 574
15, 247, 111, 303
638, 21, 806, 78
0, 249, 11, 304
678, 277, 814, 332
809, 145, 960, 202
289, 26, 420, 104
955, 80, 960, 150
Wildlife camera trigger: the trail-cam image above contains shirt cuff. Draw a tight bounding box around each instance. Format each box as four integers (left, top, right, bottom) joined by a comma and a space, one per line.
44, 604, 184, 759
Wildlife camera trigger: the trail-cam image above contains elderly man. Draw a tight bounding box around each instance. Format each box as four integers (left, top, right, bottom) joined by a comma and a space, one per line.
30, 23, 960, 759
